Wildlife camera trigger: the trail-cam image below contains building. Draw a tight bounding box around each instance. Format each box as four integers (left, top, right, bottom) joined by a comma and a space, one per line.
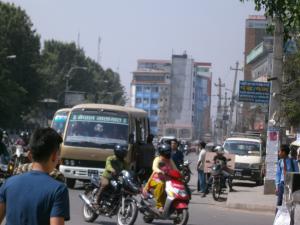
241, 15, 269, 131
130, 60, 171, 135
193, 62, 212, 139
131, 54, 212, 140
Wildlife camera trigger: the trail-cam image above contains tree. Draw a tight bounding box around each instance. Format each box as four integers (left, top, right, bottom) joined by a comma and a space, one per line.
241, 0, 300, 39
0, 2, 41, 128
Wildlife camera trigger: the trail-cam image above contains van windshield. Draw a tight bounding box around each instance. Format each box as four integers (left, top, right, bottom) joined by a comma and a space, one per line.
52, 111, 69, 134
224, 141, 260, 156
64, 110, 128, 148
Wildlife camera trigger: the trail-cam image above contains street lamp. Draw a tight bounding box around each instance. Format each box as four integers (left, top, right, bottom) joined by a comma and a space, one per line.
65, 66, 87, 92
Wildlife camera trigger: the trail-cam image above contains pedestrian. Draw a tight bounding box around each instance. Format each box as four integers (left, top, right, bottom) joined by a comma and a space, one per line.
197, 141, 207, 193
0, 127, 70, 225
170, 139, 184, 169
275, 144, 299, 213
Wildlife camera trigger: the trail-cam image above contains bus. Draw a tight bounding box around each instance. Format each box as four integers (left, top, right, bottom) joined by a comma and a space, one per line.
59, 104, 154, 188
51, 108, 71, 136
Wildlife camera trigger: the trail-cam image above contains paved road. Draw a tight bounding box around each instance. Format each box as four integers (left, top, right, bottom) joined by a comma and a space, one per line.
66, 153, 275, 225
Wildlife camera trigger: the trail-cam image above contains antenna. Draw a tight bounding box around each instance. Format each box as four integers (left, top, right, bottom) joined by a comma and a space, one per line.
97, 36, 101, 64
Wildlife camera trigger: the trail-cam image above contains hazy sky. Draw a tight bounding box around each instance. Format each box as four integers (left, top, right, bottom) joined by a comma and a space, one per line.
4, 0, 261, 114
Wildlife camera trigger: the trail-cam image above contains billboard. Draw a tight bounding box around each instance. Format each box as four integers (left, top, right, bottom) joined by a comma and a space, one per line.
239, 81, 271, 104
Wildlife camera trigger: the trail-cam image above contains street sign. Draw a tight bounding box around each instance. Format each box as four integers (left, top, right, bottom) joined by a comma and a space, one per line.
239, 81, 271, 104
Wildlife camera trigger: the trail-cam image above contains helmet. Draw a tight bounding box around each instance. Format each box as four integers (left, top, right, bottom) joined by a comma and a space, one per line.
214, 146, 224, 154
158, 144, 172, 159
114, 144, 128, 159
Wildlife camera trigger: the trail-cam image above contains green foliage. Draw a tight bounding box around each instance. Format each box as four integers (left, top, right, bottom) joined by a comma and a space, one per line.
240, 0, 300, 39
0, 2, 41, 127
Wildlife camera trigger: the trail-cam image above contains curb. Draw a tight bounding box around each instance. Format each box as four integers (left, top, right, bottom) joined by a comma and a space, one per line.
226, 202, 276, 213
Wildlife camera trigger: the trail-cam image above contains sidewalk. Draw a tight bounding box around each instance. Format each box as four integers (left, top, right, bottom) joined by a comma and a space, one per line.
226, 184, 276, 213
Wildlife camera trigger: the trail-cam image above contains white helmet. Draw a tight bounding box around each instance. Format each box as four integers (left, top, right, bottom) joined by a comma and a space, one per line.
214, 146, 224, 154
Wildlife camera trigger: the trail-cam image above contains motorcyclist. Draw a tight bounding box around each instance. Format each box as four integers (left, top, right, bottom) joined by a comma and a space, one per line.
15, 131, 29, 149
143, 144, 178, 212
93, 144, 129, 208
202, 146, 234, 197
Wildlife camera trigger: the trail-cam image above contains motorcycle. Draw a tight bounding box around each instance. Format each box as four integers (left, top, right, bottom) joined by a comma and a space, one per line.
79, 170, 140, 225
12, 145, 30, 169
210, 161, 232, 201
179, 160, 192, 184
0, 155, 14, 186
138, 169, 190, 225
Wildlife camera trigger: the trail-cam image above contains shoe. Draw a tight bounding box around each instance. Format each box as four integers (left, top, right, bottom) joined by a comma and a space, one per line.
229, 188, 236, 192
201, 193, 206, 198
158, 207, 164, 213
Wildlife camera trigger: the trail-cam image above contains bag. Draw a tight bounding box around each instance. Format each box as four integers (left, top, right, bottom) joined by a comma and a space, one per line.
273, 205, 291, 225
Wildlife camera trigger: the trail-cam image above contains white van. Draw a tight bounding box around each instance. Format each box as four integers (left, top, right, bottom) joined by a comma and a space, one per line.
223, 134, 265, 185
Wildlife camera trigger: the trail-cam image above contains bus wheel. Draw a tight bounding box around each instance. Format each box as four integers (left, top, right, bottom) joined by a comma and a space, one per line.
66, 178, 76, 188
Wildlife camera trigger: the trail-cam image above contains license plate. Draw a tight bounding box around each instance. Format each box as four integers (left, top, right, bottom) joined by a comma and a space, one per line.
235, 171, 242, 177
88, 170, 98, 177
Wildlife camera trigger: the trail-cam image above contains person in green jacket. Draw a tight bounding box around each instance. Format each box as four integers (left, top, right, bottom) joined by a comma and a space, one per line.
94, 144, 129, 206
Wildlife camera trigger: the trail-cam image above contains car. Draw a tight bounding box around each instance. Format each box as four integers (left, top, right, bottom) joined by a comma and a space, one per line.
223, 133, 266, 185
158, 136, 176, 145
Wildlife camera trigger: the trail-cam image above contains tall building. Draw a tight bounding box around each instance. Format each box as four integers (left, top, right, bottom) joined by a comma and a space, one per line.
194, 62, 212, 139
131, 54, 212, 140
130, 60, 171, 135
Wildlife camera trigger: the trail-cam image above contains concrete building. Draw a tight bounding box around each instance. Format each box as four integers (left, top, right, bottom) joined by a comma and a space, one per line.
193, 62, 212, 139
131, 54, 212, 140
130, 60, 171, 135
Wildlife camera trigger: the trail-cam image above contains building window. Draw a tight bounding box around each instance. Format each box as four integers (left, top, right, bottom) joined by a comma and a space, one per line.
150, 121, 157, 127
136, 86, 142, 92
151, 87, 159, 93
150, 110, 158, 116
143, 98, 149, 105
144, 87, 151, 93
136, 98, 142, 104
151, 99, 158, 104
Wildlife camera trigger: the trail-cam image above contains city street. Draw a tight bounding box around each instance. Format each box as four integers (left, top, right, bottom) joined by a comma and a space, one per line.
66, 153, 274, 225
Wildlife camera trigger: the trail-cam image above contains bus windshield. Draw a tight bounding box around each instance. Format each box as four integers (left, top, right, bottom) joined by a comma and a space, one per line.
52, 111, 69, 134
64, 110, 129, 149
224, 141, 261, 156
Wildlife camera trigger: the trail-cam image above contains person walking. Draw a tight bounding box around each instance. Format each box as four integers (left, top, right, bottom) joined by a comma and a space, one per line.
170, 139, 184, 169
196, 141, 206, 192
275, 144, 299, 213
0, 128, 70, 225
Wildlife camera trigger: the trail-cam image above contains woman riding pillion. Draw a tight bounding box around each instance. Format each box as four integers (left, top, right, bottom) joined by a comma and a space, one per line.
143, 144, 178, 211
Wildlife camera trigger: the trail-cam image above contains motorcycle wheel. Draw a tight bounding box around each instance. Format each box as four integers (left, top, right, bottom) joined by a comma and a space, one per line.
143, 215, 154, 224
117, 199, 138, 225
212, 180, 221, 201
82, 190, 98, 223
173, 209, 189, 225
184, 173, 191, 184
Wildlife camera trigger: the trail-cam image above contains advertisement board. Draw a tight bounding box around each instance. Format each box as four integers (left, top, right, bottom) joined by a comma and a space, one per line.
239, 81, 271, 104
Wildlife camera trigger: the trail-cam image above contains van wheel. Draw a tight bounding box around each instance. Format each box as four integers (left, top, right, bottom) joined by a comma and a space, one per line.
66, 178, 76, 188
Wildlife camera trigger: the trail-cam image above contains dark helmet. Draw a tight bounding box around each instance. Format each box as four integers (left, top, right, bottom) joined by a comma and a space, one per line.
114, 144, 128, 159
158, 144, 172, 159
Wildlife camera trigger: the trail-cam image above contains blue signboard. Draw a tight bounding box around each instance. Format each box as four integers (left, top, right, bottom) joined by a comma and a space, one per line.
239, 81, 271, 104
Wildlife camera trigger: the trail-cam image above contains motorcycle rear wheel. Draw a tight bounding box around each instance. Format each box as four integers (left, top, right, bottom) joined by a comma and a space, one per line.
174, 209, 189, 225
117, 199, 138, 225
82, 190, 98, 223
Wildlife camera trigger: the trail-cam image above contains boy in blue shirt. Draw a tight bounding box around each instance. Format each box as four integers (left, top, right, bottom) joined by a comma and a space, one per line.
0, 127, 70, 225
275, 144, 299, 211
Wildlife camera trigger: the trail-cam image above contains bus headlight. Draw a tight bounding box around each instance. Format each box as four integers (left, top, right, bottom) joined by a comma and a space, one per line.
64, 160, 70, 166
70, 160, 75, 166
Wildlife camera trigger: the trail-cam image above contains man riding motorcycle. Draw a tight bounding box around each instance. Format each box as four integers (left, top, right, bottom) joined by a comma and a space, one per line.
93, 144, 129, 208
143, 144, 178, 212
15, 131, 29, 149
202, 146, 234, 197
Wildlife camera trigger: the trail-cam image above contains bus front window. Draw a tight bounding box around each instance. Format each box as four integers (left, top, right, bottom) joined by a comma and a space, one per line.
65, 111, 128, 148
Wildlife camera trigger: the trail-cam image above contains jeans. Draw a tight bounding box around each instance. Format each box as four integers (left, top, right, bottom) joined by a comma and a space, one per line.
276, 182, 284, 214
198, 170, 206, 192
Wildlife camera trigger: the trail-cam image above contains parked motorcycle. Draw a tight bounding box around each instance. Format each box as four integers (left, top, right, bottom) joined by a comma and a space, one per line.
138, 169, 190, 225
179, 160, 192, 184
79, 170, 140, 225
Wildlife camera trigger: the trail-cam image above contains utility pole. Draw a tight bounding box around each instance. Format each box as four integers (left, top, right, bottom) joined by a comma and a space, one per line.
264, 17, 284, 194
214, 78, 225, 144
228, 62, 243, 135
223, 92, 229, 140
97, 36, 101, 65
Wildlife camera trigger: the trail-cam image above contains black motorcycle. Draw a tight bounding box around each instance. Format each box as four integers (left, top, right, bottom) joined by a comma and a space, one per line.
79, 170, 140, 225
179, 160, 192, 184
210, 162, 232, 201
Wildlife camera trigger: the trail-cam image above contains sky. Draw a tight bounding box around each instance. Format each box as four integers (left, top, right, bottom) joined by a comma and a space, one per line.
4, 0, 261, 116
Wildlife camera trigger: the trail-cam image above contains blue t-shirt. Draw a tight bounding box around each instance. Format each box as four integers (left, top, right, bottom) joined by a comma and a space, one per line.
0, 170, 70, 225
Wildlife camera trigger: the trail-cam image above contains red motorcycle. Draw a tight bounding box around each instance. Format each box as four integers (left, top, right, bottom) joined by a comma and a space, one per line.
138, 169, 190, 225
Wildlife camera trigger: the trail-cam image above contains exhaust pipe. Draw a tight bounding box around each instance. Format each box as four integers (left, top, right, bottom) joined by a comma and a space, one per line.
79, 194, 93, 208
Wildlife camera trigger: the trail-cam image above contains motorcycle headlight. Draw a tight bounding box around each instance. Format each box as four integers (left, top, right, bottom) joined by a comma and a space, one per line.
250, 163, 260, 170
